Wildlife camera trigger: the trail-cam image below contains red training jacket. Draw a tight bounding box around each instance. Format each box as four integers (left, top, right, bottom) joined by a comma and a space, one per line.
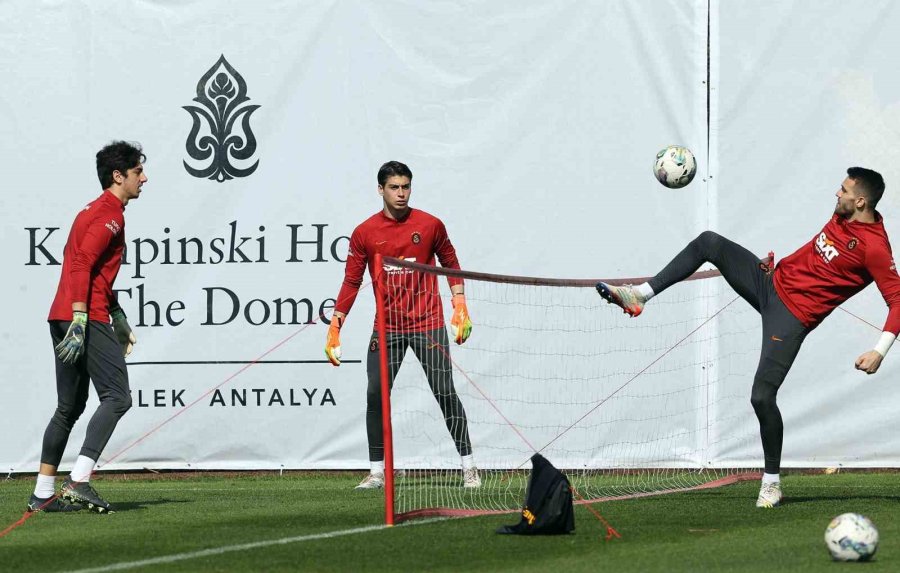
335, 208, 463, 333
774, 212, 900, 333
48, 190, 126, 324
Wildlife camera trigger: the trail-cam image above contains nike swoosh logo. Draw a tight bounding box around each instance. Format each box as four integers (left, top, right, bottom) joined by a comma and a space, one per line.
376, 241, 387, 245
770, 336, 783, 342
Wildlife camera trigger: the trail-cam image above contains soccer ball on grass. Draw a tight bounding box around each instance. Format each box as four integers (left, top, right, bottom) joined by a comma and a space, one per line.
824, 513, 878, 561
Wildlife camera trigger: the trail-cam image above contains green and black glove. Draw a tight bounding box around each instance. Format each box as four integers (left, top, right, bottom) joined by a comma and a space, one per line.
55, 311, 88, 364
111, 308, 136, 357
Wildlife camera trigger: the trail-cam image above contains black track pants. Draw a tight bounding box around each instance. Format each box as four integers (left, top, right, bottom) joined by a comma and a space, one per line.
41, 321, 132, 466
365, 327, 473, 462
649, 231, 810, 474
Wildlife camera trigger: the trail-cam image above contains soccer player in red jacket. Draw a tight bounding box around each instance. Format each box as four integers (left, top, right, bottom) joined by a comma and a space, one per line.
597, 167, 899, 508
27, 141, 146, 514
325, 161, 480, 489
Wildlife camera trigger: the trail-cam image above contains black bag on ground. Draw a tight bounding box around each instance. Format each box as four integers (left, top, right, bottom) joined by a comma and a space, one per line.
496, 453, 575, 535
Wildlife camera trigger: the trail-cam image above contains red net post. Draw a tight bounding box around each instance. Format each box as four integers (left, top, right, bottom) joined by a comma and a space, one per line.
374, 254, 395, 526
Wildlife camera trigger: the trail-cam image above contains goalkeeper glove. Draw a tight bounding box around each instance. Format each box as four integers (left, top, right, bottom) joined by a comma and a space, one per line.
450, 294, 472, 345
55, 311, 88, 364
111, 308, 136, 357
325, 315, 343, 366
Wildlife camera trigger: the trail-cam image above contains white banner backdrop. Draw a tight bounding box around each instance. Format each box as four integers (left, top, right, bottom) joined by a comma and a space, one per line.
4, 0, 832, 473
712, 0, 900, 467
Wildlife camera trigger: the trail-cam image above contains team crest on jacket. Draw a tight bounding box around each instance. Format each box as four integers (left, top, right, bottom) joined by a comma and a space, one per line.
411, 232, 421, 244
369, 336, 378, 353
847, 238, 858, 250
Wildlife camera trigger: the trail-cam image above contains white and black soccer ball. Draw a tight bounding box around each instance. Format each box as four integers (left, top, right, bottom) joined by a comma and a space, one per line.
654, 145, 697, 189
824, 513, 879, 562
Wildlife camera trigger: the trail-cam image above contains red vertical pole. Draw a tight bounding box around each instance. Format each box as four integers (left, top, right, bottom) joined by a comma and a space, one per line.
374, 254, 395, 526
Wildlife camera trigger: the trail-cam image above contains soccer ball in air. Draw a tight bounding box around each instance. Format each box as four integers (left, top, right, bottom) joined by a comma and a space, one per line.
654, 145, 696, 189
824, 513, 879, 561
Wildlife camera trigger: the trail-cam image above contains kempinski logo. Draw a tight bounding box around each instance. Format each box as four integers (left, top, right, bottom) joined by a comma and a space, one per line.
183, 55, 261, 182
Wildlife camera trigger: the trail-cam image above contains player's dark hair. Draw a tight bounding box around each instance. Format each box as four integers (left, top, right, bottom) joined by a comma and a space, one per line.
377, 161, 413, 186
847, 167, 885, 208
97, 141, 146, 189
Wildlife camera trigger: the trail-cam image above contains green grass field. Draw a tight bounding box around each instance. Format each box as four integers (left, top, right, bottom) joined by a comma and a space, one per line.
0, 472, 896, 572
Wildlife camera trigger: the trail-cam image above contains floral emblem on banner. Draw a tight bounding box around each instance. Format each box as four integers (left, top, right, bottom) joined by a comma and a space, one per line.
183, 55, 261, 182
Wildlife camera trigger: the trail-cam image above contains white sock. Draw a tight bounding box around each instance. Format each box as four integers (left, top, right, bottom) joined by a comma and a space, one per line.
70, 455, 96, 483
461, 454, 476, 470
762, 472, 780, 485
636, 282, 655, 301
33, 473, 56, 498
370, 461, 385, 475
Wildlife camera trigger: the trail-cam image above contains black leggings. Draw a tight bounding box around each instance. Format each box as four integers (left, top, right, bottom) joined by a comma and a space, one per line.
650, 231, 810, 474
41, 321, 132, 466
365, 327, 473, 462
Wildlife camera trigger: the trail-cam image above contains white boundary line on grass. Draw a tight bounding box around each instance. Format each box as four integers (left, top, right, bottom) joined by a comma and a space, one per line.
64, 518, 448, 573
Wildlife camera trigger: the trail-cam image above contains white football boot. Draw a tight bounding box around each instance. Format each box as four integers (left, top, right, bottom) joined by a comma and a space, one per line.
354, 472, 385, 490
755, 482, 782, 508
463, 467, 482, 488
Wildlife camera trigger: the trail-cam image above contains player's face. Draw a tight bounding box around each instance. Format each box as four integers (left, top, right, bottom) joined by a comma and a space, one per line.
379, 175, 412, 214
116, 164, 147, 203
834, 177, 864, 218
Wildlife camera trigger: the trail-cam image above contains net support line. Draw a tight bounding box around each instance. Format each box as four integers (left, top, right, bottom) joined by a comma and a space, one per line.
533, 296, 741, 461
408, 309, 740, 472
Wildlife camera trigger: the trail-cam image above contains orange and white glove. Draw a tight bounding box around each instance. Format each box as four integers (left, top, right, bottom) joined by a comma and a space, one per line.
324, 315, 343, 366
449, 293, 472, 345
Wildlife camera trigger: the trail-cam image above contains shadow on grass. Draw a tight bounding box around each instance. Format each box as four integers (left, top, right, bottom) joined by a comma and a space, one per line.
782, 494, 900, 505
112, 498, 191, 512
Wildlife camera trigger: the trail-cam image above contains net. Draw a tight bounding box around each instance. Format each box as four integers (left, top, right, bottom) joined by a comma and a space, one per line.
374, 255, 763, 523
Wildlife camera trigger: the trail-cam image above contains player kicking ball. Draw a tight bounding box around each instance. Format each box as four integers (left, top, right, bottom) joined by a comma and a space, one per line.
596, 168, 899, 508
325, 160, 481, 490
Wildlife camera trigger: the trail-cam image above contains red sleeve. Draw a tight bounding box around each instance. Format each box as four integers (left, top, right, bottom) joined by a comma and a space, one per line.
334, 227, 368, 315
69, 212, 120, 303
865, 241, 900, 334
433, 219, 463, 289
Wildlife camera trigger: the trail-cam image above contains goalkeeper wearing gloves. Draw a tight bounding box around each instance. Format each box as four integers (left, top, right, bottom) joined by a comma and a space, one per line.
326, 160, 480, 490
28, 141, 146, 515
